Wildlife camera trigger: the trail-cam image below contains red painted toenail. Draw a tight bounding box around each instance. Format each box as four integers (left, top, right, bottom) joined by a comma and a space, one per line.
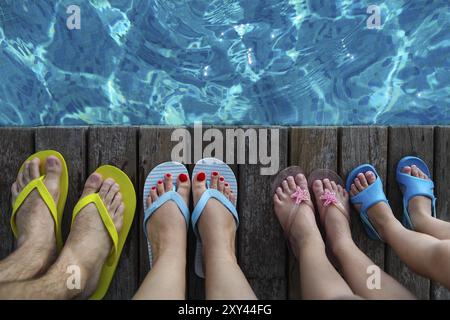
158, 180, 163, 184
197, 172, 206, 181
225, 183, 229, 187
165, 173, 172, 178
219, 176, 224, 181
179, 173, 188, 182
212, 171, 218, 176
151, 186, 156, 190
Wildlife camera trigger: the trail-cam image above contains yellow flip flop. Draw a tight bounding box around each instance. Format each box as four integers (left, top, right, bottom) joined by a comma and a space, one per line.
71, 165, 136, 300
11, 150, 69, 251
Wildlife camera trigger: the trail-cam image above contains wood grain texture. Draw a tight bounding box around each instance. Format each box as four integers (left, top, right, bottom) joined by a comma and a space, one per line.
431, 127, 450, 299
386, 126, 433, 300
0, 128, 34, 259
339, 127, 387, 268
289, 127, 338, 299
35, 127, 86, 240
238, 127, 288, 299
88, 127, 139, 300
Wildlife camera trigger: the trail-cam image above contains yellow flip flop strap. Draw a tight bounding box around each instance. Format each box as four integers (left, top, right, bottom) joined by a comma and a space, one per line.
11, 176, 58, 238
72, 194, 119, 265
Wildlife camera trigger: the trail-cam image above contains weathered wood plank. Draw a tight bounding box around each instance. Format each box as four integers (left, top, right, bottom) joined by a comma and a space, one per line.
35, 127, 86, 240
339, 127, 387, 268
238, 127, 288, 299
88, 127, 139, 300
431, 126, 450, 300
289, 127, 338, 299
0, 128, 34, 259
386, 126, 433, 300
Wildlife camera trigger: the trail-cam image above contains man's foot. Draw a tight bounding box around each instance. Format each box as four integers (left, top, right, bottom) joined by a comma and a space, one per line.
400, 165, 433, 228
146, 172, 190, 263
311, 178, 351, 254
10, 156, 61, 266
349, 172, 398, 238
193, 171, 236, 261
59, 172, 125, 299
273, 174, 319, 255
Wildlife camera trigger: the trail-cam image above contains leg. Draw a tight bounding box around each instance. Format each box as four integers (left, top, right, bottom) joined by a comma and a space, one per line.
0, 157, 61, 282
274, 174, 359, 300
0, 172, 125, 299
133, 173, 189, 300
401, 165, 450, 240
350, 172, 450, 290
313, 178, 415, 299
193, 171, 256, 300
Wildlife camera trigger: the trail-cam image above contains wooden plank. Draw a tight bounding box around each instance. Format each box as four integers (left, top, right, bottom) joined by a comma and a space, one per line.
0, 128, 34, 259
431, 126, 450, 300
238, 127, 288, 299
88, 127, 139, 300
386, 126, 433, 300
339, 127, 387, 268
289, 127, 338, 299
35, 127, 87, 240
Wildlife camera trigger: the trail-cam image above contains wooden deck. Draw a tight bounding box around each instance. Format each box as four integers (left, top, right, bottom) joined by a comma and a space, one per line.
0, 126, 449, 300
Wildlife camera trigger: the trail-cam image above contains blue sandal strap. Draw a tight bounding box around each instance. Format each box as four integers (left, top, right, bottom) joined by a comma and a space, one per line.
143, 190, 189, 238
191, 189, 239, 237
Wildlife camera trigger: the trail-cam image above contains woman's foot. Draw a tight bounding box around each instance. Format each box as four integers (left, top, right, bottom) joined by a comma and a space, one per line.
10, 156, 61, 270
56, 172, 125, 299
146, 172, 190, 263
193, 171, 236, 261
311, 178, 351, 254
349, 172, 398, 239
273, 174, 318, 256
400, 165, 433, 228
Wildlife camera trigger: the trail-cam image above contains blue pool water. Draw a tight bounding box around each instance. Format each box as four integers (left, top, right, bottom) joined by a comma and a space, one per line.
0, 0, 449, 126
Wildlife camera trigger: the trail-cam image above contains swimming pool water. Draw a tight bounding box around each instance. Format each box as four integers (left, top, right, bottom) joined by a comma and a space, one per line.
0, 0, 449, 126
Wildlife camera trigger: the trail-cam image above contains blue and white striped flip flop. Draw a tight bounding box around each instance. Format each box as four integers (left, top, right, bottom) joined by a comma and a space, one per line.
143, 161, 190, 268
191, 158, 239, 278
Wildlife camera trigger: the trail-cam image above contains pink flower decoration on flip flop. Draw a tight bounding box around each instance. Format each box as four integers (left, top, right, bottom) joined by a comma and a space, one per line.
291, 186, 310, 205
320, 189, 339, 207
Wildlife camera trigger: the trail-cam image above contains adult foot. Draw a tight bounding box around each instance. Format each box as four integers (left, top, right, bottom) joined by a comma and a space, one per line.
273, 174, 318, 255
10, 156, 61, 265
311, 178, 351, 253
146, 172, 190, 263
58, 173, 125, 299
349, 171, 397, 238
400, 165, 433, 227
193, 171, 236, 261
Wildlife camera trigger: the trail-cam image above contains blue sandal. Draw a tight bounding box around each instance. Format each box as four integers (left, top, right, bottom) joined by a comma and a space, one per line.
143, 162, 190, 268
396, 156, 436, 230
191, 158, 239, 278
346, 164, 389, 241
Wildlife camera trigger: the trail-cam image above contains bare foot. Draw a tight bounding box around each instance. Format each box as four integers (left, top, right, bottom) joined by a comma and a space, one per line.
400, 165, 433, 228
311, 178, 351, 254
193, 171, 236, 261
10, 156, 61, 268
273, 174, 318, 256
146, 172, 190, 263
57, 173, 125, 299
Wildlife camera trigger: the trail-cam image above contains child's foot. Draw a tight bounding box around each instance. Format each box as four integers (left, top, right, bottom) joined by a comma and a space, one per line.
273, 174, 319, 256
400, 165, 433, 228
146, 172, 190, 263
311, 178, 351, 254
349, 172, 398, 238
193, 171, 236, 261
